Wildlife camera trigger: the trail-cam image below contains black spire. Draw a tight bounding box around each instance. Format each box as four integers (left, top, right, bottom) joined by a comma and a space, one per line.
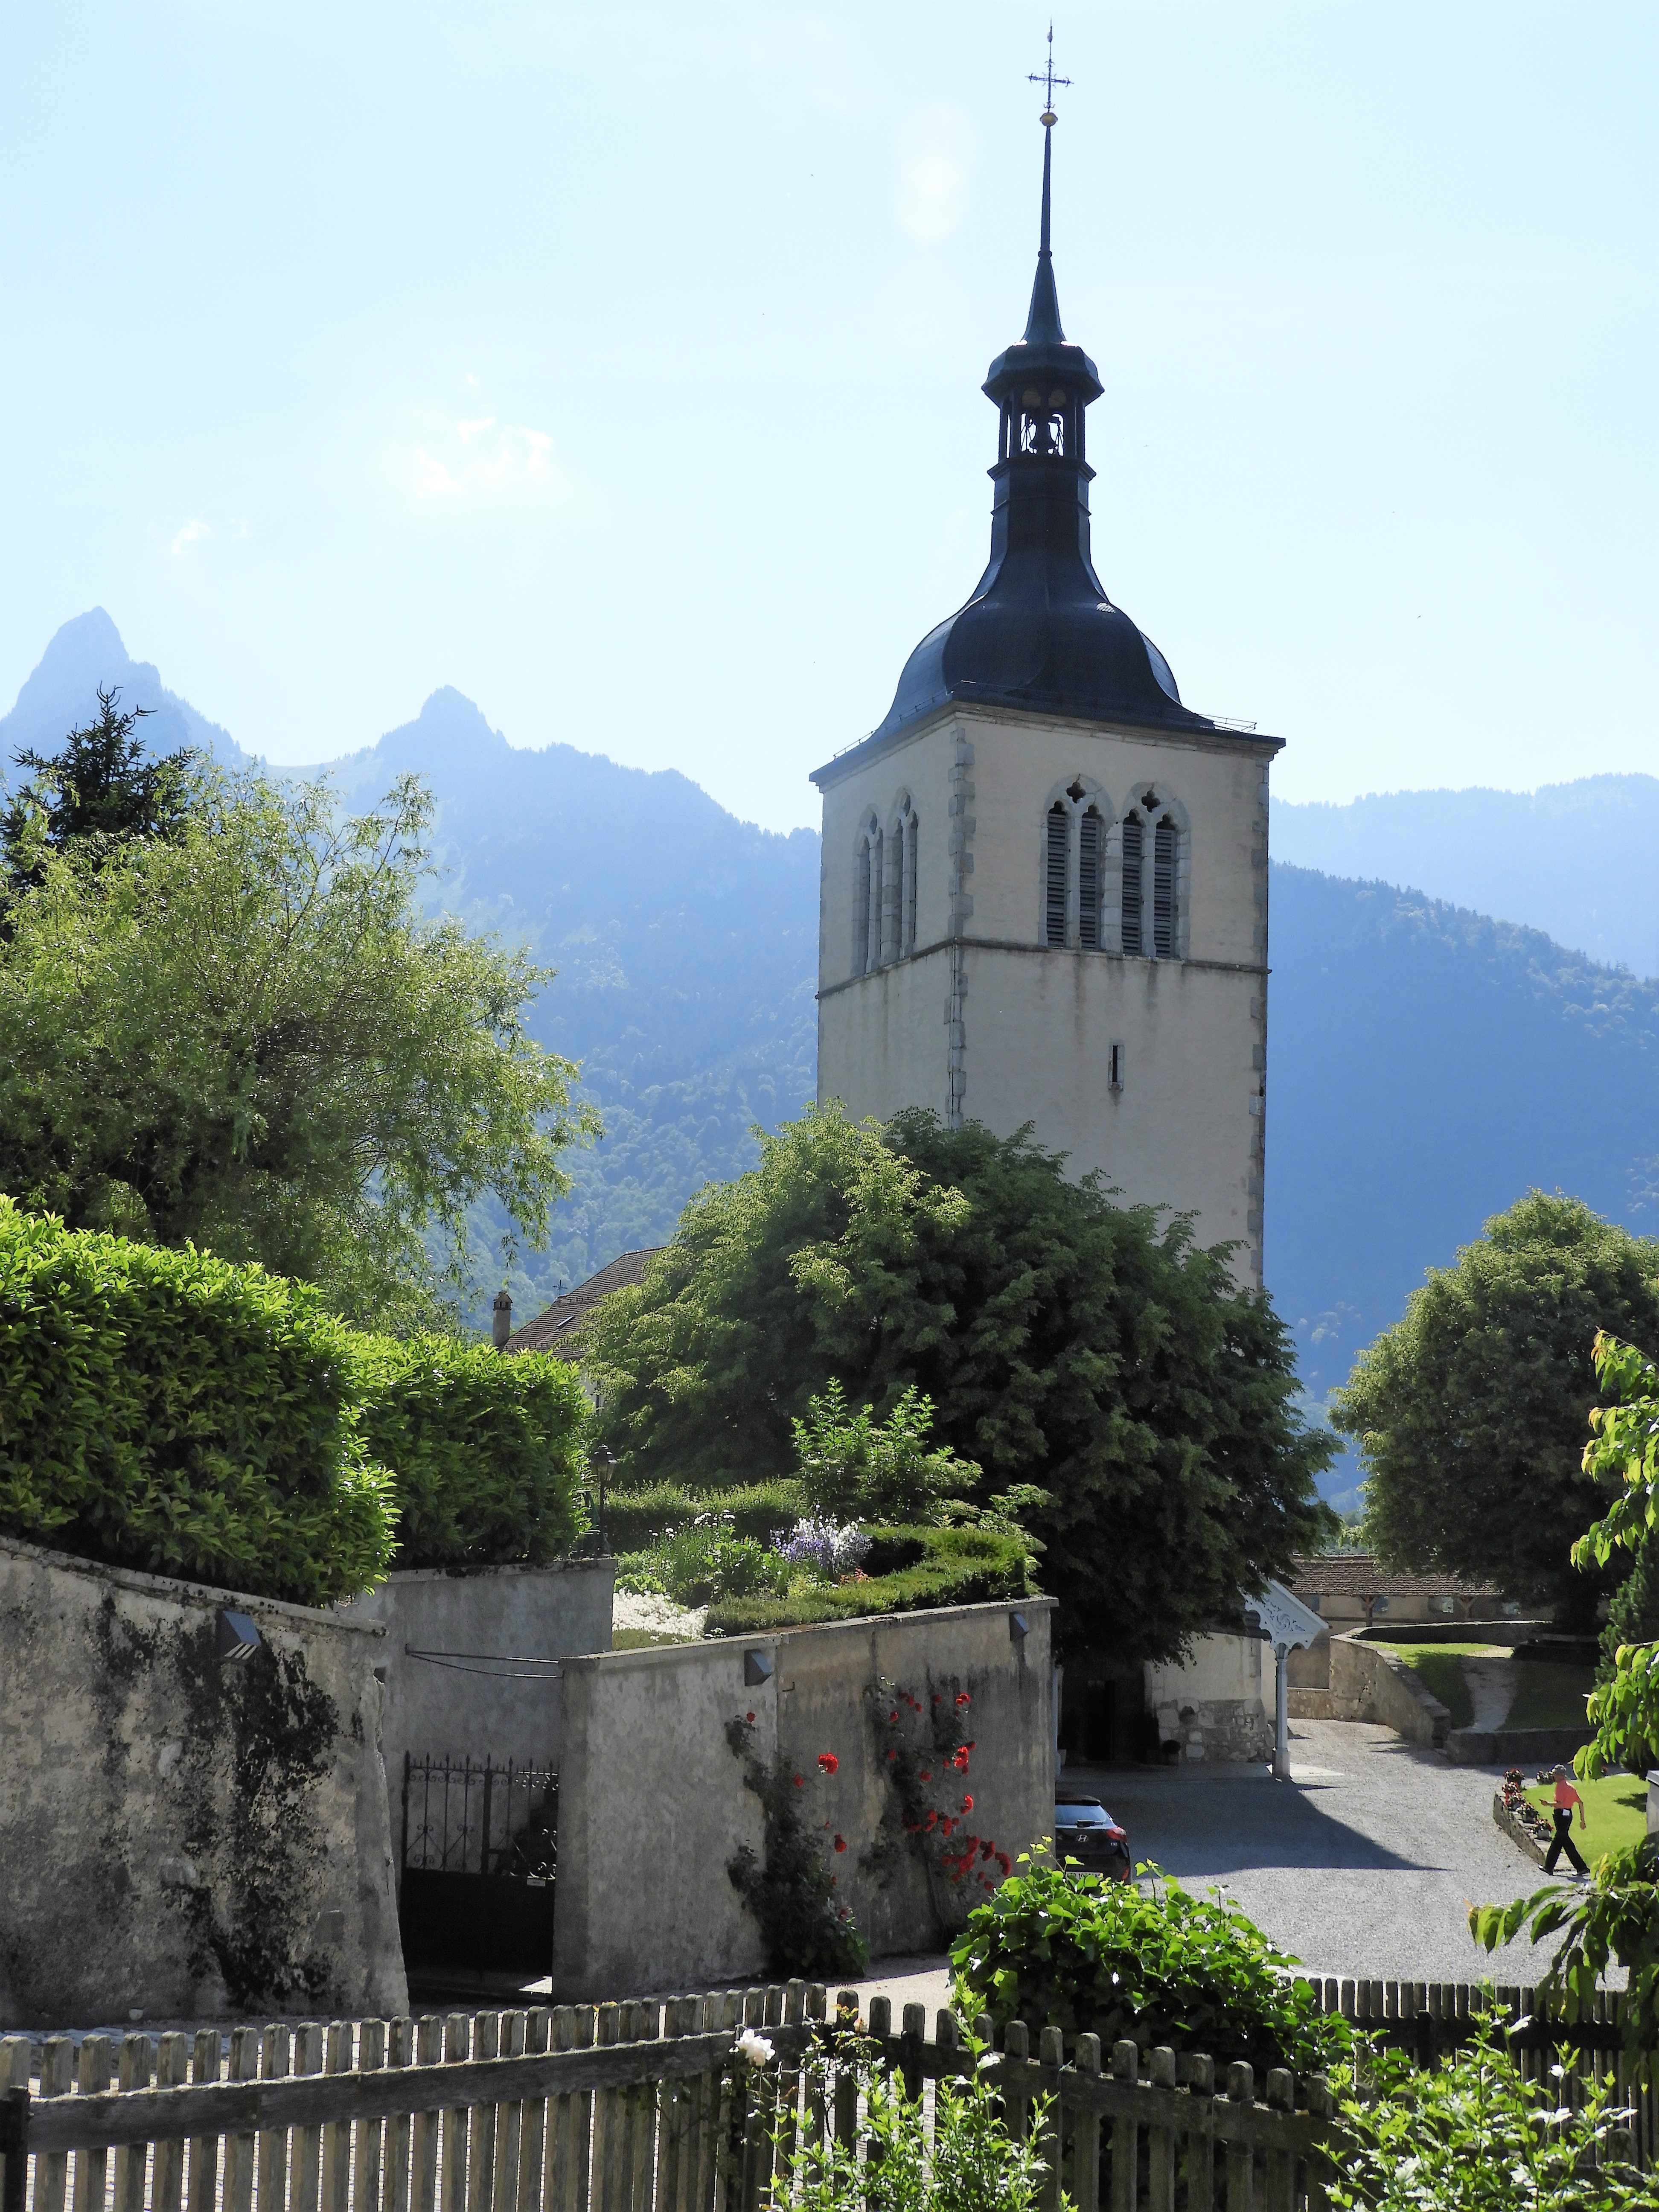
854, 80, 1214, 749
1022, 119, 1064, 346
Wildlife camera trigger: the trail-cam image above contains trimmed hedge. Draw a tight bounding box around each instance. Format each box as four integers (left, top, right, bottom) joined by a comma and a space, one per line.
0, 1202, 589, 1604
352, 1334, 587, 1570
0, 1200, 395, 1605
704, 1522, 1033, 1636
604, 1479, 804, 1555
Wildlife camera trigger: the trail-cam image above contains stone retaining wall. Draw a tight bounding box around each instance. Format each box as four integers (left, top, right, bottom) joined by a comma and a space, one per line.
1327, 1634, 1451, 1747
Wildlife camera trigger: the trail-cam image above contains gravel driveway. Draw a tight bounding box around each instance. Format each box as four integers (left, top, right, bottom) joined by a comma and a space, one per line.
1065, 1717, 1557, 1986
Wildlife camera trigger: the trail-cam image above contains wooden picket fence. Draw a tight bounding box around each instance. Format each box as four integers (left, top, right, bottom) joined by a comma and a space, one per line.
0, 1976, 1649, 2212
0, 1983, 1330, 2212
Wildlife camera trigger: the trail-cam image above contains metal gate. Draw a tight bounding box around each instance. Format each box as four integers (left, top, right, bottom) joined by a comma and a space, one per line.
399, 1753, 557, 1974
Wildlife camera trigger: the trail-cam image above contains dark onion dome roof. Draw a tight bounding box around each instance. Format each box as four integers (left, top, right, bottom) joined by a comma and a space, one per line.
867, 120, 1216, 749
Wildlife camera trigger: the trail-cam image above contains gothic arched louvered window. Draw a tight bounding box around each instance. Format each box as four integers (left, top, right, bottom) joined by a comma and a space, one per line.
1121, 812, 1144, 955
1045, 803, 1068, 946
1153, 815, 1178, 958
900, 807, 919, 955
854, 821, 882, 976
1078, 807, 1104, 950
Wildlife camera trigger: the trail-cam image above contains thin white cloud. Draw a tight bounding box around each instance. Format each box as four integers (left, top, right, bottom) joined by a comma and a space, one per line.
895, 105, 978, 247
171, 516, 212, 556
409, 410, 561, 502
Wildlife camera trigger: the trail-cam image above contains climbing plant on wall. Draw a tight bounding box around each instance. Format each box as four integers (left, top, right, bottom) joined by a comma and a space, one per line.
724, 1714, 867, 1980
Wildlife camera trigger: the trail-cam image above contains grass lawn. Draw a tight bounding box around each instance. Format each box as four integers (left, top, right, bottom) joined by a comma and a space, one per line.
1523, 1773, 1649, 1862
1373, 1642, 1489, 1729
1508, 1663, 1594, 1731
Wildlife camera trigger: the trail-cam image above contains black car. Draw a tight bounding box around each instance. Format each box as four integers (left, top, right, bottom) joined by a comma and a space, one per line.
1054, 1793, 1132, 1880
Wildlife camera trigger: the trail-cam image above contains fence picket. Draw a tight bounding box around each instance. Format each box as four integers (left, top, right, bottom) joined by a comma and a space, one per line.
493, 2010, 527, 2212
154, 2034, 190, 2212
355, 2019, 387, 2212
518, 2011, 550, 2212
71, 2034, 111, 2212
441, 2017, 470, 2212
386, 2017, 416, 2212
112, 2034, 153, 2212
1069, 2034, 1101, 2212
467, 2014, 501, 2212
293, 2023, 326, 2212
34, 2037, 74, 2212
260, 2023, 292, 2212
630, 2003, 660, 2212
410, 2018, 443, 2212
1186, 2054, 1216, 2212
590, 2005, 621, 2212
1225, 2062, 1254, 2212
322, 2023, 355, 2212
1107, 2041, 1136, 2212
1144, 2048, 1176, 2212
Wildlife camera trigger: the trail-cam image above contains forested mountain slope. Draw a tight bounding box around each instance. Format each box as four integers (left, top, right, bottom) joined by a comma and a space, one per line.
6, 616, 1656, 1514
1272, 777, 1659, 980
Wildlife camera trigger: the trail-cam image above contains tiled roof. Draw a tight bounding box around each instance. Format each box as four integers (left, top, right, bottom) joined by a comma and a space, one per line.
504, 1249, 664, 1359
1289, 1553, 1501, 1601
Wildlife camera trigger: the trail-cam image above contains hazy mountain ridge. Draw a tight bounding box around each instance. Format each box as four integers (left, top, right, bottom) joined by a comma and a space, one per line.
1272, 777, 1659, 980
8, 613, 1658, 1516
0, 608, 250, 771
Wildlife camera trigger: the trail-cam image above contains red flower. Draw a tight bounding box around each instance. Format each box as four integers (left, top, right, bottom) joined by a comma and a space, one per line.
817, 1752, 839, 1775
919, 1770, 931, 1782
932, 1693, 941, 1705
834, 1834, 847, 1853
952, 1748, 970, 1772
746, 1711, 756, 1724
885, 1748, 897, 1762
994, 1850, 1012, 1875
961, 1795, 974, 1812
955, 1692, 971, 1707
980, 1840, 994, 1860
924, 1810, 938, 1831
793, 1774, 804, 1787
889, 1711, 899, 1723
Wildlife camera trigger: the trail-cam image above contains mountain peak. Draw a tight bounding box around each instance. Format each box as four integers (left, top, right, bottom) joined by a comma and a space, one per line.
0, 608, 244, 769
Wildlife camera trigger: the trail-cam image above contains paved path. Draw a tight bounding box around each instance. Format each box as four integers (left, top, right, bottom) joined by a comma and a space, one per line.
1068, 1718, 1556, 1984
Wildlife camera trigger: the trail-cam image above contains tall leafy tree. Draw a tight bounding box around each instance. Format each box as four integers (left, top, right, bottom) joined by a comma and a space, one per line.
584, 1104, 1336, 1659
0, 764, 596, 1327
1332, 1192, 1659, 1621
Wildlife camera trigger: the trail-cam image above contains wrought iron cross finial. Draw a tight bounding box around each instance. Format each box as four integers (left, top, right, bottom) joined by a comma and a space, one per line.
1028, 20, 1070, 122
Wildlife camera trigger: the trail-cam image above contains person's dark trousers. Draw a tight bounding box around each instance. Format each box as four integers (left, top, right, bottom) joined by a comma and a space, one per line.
1545, 1809, 1589, 1875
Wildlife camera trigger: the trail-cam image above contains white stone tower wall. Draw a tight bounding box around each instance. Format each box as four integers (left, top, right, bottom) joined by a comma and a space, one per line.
816, 704, 1275, 1286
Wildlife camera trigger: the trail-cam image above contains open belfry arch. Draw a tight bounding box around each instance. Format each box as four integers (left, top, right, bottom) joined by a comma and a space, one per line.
810, 87, 1282, 1289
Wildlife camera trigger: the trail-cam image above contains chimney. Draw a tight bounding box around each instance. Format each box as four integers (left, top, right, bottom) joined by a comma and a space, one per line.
492, 1288, 513, 1351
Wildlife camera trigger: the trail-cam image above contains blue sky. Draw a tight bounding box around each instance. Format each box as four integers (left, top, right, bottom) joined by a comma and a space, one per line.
3, 2, 1653, 833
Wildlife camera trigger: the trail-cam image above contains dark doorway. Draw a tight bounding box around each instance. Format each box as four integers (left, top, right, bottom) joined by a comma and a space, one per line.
399, 1753, 557, 1976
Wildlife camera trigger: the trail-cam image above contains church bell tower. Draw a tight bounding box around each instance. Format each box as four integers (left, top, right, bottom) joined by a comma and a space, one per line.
811, 99, 1283, 1287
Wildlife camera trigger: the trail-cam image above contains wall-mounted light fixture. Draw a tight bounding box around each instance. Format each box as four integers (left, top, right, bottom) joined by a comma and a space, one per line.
743, 1650, 774, 1688
1008, 1611, 1030, 1644
217, 1609, 262, 1663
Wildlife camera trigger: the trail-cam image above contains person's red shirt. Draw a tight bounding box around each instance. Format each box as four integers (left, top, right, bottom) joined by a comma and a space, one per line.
1553, 1776, 1584, 1822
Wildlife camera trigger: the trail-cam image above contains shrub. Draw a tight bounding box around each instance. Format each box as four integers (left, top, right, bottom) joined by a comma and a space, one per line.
760, 2032, 1057, 2212
618, 1513, 794, 1608
1327, 2015, 1647, 2209
792, 1380, 978, 1524
774, 1516, 872, 1580
704, 1522, 1031, 1636
0, 1200, 395, 1605
951, 1858, 1350, 2078
349, 1333, 586, 1569
602, 1479, 803, 1554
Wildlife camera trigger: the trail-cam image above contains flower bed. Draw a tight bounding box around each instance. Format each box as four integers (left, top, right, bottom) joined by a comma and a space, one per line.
1493, 1766, 1552, 1866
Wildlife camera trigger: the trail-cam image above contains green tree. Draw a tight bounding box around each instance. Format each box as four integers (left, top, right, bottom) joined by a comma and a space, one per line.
584, 1103, 1335, 1660
1331, 1193, 1659, 1621
2, 686, 195, 904
0, 766, 596, 1327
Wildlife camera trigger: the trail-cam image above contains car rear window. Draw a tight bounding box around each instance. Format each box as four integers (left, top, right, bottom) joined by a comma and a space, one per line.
1056, 1802, 1110, 1824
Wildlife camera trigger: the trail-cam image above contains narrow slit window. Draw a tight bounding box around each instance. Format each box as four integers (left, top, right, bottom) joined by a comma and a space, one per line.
868, 828, 885, 969
1153, 816, 1178, 957
1078, 808, 1103, 949
1121, 813, 1144, 955
1045, 803, 1068, 946
902, 811, 918, 954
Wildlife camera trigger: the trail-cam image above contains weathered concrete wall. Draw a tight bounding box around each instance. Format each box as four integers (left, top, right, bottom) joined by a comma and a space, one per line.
1286, 1633, 1330, 1691
1327, 1634, 1450, 1747
1144, 1634, 1273, 1763
1448, 1725, 1594, 1769
0, 1537, 407, 2029
337, 1559, 614, 1781
551, 1598, 1055, 2002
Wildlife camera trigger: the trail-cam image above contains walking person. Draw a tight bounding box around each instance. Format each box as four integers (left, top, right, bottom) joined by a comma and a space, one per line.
1543, 1764, 1590, 1877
